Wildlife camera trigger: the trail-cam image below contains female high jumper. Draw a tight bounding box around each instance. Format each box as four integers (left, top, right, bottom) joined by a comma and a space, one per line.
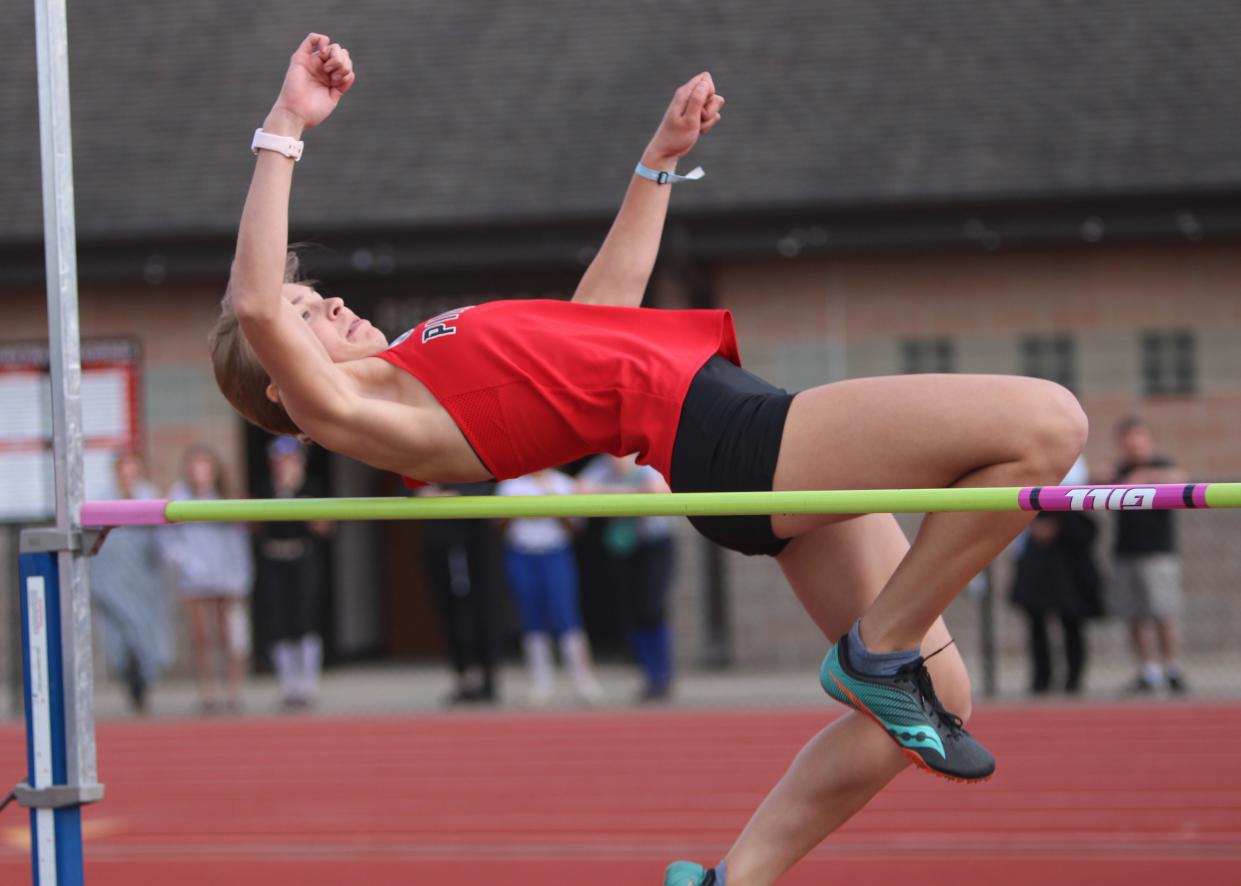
211, 34, 1088, 886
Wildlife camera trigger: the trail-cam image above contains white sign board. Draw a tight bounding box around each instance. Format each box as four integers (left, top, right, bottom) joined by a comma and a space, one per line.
0, 340, 141, 522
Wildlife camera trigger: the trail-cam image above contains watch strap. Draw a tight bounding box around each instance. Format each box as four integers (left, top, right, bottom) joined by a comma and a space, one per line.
251, 128, 304, 161
634, 162, 704, 184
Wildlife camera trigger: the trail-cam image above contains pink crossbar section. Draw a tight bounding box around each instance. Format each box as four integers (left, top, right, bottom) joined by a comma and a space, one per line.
80, 499, 170, 527
1018, 483, 1206, 512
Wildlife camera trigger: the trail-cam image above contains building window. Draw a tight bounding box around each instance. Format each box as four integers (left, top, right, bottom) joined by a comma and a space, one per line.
1142, 330, 1196, 395
1021, 334, 1076, 390
901, 338, 955, 374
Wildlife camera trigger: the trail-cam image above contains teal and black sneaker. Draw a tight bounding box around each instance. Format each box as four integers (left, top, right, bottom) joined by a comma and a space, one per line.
820, 633, 995, 782
664, 862, 716, 886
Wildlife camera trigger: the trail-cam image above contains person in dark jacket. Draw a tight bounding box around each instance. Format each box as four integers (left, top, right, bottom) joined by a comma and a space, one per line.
1010, 510, 1102, 694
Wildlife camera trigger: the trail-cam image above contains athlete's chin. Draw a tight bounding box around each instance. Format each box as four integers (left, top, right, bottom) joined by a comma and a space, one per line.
327, 329, 388, 361
349, 319, 387, 348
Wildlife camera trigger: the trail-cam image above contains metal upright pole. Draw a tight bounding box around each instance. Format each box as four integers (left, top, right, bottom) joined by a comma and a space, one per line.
17, 1, 104, 883
34, 0, 96, 786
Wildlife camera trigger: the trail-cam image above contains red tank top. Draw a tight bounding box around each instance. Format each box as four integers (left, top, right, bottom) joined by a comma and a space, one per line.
375, 299, 740, 484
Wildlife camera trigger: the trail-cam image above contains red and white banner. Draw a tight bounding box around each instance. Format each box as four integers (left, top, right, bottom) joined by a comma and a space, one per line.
0, 339, 141, 521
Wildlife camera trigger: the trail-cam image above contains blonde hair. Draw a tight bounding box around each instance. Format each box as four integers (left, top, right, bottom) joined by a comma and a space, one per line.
209, 250, 309, 436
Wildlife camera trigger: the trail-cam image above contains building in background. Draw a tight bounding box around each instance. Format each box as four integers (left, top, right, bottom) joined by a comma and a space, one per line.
4, 2, 1241, 679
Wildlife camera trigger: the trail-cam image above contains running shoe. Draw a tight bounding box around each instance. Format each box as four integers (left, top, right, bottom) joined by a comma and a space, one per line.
819, 633, 995, 782
663, 862, 716, 886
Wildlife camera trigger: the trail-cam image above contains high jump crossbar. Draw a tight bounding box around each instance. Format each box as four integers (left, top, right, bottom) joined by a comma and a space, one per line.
80, 482, 1241, 526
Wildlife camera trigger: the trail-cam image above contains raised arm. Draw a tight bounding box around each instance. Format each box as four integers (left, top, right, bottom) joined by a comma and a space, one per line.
228, 34, 358, 428
230, 33, 354, 319
572, 74, 724, 307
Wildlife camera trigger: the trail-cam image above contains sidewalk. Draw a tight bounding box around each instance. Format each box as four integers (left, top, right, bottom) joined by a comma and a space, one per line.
5, 662, 830, 723
6, 653, 1238, 724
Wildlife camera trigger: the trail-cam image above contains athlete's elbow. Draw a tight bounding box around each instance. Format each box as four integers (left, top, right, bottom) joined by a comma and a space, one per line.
229, 284, 279, 323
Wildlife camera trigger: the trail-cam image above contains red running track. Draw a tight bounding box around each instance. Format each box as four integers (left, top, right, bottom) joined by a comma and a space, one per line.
2, 702, 1240, 885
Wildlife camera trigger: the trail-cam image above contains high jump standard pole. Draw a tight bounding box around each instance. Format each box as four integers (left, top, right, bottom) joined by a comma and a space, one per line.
16, 1, 104, 883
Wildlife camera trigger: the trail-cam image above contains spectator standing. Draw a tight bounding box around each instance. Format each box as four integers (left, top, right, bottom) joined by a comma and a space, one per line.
1104, 416, 1189, 694
1009, 455, 1102, 695
161, 444, 254, 713
579, 454, 678, 701
1009, 510, 1102, 694
417, 481, 501, 705
497, 469, 603, 705
88, 452, 174, 713
255, 436, 332, 710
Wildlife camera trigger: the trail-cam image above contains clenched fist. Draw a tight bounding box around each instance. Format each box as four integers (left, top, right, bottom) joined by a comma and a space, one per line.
269, 33, 357, 132
644, 73, 725, 165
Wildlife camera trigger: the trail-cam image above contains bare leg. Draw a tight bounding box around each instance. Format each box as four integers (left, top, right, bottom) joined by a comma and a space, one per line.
771, 374, 1087, 651
217, 598, 249, 709
722, 516, 970, 886
718, 375, 1085, 886
1129, 619, 1156, 667
185, 598, 219, 708
1154, 618, 1180, 664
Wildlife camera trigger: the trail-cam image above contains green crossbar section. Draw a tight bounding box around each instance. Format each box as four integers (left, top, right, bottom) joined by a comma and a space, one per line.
167, 489, 1024, 521
172, 487, 1036, 521
1206, 484, 1241, 508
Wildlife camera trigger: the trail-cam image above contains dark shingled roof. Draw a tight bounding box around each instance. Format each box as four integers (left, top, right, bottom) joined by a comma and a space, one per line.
6, 0, 1241, 244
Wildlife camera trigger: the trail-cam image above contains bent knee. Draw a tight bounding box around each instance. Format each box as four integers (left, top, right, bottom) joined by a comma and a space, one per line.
1024, 380, 1089, 481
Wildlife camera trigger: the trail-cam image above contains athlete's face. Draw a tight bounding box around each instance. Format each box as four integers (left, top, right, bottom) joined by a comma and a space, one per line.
282, 283, 388, 362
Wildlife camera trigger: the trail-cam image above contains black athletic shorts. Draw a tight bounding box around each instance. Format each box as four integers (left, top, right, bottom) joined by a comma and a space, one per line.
669, 356, 796, 557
